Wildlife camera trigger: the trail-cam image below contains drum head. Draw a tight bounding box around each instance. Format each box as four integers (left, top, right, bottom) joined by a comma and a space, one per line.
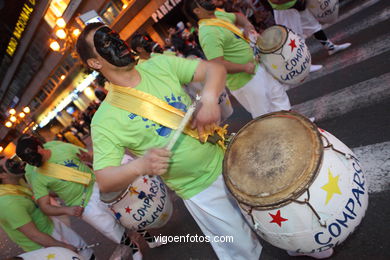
256, 25, 288, 54
223, 111, 323, 209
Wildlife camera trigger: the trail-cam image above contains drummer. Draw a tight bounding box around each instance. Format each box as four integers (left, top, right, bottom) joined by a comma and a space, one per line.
268, 0, 351, 70
184, 0, 291, 119
75, 22, 261, 260
0, 157, 94, 260
15, 136, 161, 259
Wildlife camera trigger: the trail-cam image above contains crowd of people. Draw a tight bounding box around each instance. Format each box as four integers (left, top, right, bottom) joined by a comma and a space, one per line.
0, 0, 352, 259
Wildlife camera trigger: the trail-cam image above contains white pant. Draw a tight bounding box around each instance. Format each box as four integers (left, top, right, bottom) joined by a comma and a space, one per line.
274, 8, 322, 38
51, 217, 93, 260
82, 183, 125, 244
231, 65, 291, 119
183, 175, 262, 260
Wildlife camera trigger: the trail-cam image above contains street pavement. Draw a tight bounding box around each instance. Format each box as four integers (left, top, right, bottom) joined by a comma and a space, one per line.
1, 0, 389, 259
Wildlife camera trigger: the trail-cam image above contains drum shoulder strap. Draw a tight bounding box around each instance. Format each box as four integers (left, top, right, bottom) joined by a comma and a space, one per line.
106, 84, 227, 148
0, 184, 33, 198
199, 18, 248, 43
36, 163, 91, 186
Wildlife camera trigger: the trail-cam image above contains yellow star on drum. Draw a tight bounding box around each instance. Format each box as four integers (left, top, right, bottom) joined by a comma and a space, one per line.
322, 169, 342, 205
271, 64, 278, 70
46, 253, 56, 259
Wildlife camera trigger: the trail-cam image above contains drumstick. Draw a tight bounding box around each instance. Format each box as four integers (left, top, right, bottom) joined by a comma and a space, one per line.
77, 242, 100, 252
165, 95, 201, 151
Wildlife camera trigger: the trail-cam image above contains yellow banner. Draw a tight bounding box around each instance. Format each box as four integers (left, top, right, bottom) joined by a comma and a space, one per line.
199, 18, 249, 43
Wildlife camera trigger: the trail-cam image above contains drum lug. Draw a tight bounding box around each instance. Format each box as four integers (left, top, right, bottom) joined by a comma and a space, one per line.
321, 133, 356, 160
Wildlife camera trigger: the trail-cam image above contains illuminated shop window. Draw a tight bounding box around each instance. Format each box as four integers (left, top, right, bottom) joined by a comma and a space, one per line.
44, 0, 71, 28
100, 0, 125, 24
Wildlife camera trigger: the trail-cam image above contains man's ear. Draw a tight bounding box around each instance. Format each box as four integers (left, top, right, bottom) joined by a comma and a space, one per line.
87, 58, 102, 70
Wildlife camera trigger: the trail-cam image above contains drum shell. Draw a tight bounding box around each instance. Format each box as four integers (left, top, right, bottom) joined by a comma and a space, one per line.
19, 247, 83, 259
239, 129, 368, 253
307, 0, 339, 24
103, 175, 173, 231
258, 26, 311, 85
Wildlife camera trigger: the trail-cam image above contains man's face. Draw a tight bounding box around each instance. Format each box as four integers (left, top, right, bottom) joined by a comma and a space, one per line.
93, 26, 135, 67
5, 158, 26, 175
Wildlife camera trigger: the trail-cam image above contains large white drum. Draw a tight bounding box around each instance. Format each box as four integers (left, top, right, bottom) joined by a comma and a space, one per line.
19, 247, 83, 260
307, 0, 339, 24
101, 173, 173, 231
223, 111, 368, 253
256, 25, 311, 85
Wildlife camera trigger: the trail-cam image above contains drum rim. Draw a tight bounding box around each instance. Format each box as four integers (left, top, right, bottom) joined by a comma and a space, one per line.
222, 111, 324, 209
100, 187, 130, 205
256, 25, 289, 54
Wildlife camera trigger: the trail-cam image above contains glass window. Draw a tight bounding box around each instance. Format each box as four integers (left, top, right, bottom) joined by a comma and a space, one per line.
44, 0, 71, 28
100, 0, 124, 25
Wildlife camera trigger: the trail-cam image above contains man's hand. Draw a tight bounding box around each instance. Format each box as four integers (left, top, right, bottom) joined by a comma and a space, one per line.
138, 148, 171, 176
244, 62, 256, 74
243, 23, 256, 39
65, 206, 84, 217
191, 95, 221, 142
76, 149, 93, 164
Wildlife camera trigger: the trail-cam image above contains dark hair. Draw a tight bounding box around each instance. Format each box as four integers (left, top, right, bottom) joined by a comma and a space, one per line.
76, 22, 105, 65
183, 0, 200, 24
130, 33, 146, 53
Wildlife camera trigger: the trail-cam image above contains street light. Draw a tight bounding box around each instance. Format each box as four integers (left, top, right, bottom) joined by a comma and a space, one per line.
49, 17, 81, 55
9, 108, 16, 115
5, 121, 12, 128
23, 107, 30, 114
10, 116, 17, 122
0, 146, 3, 153
19, 112, 26, 118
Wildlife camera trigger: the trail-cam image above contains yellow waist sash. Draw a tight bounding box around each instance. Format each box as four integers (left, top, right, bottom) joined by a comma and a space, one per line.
0, 184, 33, 198
106, 84, 227, 148
36, 162, 92, 186
199, 18, 249, 43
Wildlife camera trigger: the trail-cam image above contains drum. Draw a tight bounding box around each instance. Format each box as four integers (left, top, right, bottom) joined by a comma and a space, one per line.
101, 175, 173, 231
256, 25, 311, 85
19, 247, 83, 259
223, 111, 368, 253
307, 0, 339, 24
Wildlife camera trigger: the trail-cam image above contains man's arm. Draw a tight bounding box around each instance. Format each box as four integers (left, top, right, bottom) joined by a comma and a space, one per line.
234, 12, 256, 38
18, 222, 76, 251
190, 60, 227, 139
37, 195, 83, 217
209, 56, 256, 75
95, 148, 171, 193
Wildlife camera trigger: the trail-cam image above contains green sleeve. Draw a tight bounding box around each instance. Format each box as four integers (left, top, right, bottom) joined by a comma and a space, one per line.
3, 203, 33, 230
199, 27, 225, 60
92, 125, 126, 171
165, 55, 200, 85
29, 173, 50, 201
215, 10, 236, 23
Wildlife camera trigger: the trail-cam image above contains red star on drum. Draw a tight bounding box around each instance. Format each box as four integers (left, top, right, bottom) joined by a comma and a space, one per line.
288, 39, 297, 52
269, 210, 288, 227
143, 177, 148, 184
125, 206, 132, 214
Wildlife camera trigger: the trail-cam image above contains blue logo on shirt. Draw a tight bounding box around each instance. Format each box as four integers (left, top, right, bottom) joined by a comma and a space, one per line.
128, 94, 188, 137
63, 160, 79, 169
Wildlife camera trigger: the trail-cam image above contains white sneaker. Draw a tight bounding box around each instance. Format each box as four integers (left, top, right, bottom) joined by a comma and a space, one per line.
328, 43, 351, 55
310, 64, 323, 72
287, 248, 334, 259
147, 240, 164, 248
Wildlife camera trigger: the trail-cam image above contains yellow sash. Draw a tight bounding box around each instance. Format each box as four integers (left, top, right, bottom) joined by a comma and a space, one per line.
199, 18, 249, 43
106, 84, 228, 148
36, 162, 92, 186
0, 184, 33, 198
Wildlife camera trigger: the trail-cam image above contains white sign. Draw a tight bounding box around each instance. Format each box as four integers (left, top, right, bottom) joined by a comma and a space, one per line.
78, 10, 105, 25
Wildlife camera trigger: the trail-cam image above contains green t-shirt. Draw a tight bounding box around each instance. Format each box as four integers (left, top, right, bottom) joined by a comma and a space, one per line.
0, 193, 54, 251
199, 11, 256, 91
268, 0, 297, 10
92, 55, 224, 199
25, 141, 95, 206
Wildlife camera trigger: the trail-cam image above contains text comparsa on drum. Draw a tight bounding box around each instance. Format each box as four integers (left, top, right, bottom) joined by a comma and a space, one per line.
154, 234, 234, 244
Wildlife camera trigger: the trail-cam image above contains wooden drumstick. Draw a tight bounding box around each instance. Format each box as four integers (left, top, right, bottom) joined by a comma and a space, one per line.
165, 95, 201, 151
77, 242, 100, 252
